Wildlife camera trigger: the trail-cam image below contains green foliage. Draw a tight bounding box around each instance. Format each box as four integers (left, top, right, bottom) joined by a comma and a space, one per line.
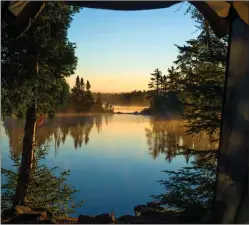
151, 152, 216, 223
93, 93, 104, 112
70, 76, 95, 112
85, 81, 95, 111
147, 67, 182, 114
148, 68, 162, 97
93, 91, 149, 106
174, 9, 227, 141
1, 2, 80, 119
1, 145, 84, 217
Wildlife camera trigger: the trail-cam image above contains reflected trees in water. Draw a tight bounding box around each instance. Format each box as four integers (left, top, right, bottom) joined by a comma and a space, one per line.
3, 114, 114, 154
145, 118, 218, 163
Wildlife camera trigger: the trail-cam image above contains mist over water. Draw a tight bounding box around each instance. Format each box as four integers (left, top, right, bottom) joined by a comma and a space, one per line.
1, 114, 217, 217
113, 105, 149, 113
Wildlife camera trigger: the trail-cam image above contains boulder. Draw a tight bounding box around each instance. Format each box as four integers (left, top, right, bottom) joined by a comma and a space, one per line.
78, 215, 93, 224
1, 208, 16, 220
34, 219, 56, 224
14, 206, 32, 214
1, 206, 32, 220
91, 214, 117, 224
139, 108, 151, 115
31, 208, 53, 220
118, 215, 136, 223
134, 205, 146, 216
5, 212, 43, 224
2, 207, 56, 224
125, 215, 157, 224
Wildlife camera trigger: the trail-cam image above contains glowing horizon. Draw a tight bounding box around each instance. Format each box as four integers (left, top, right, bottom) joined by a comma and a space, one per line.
67, 4, 198, 93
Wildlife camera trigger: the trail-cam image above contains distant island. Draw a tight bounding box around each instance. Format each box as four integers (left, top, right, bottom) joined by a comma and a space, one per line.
58, 72, 182, 117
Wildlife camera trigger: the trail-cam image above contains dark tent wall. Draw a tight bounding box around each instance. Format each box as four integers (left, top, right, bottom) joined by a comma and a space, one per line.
214, 8, 249, 223
1, 1, 249, 223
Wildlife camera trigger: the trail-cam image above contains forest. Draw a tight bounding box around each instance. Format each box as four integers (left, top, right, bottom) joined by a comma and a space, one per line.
57, 76, 114, 113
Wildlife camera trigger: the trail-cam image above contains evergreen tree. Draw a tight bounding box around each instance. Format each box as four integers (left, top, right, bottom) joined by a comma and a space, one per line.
148, 68, 165, 111
1, 2, 80, 205
71, 76, 81, 101
85, 80, 94, 111
80, 78, 85, 92
160, 75, 168, 94
94, 93, 103, 112
174, 8, 227, 141
148, 68, 162, 97
167, 66, 181, 93
151, 151, 216, 223
71, 76, 85, 112
2, 145, 84, 218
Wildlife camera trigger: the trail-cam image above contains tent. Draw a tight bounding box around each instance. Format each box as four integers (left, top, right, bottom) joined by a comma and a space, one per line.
1, 1, 249, 223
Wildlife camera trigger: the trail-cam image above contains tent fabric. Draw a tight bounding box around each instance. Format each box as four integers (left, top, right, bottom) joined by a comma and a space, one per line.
2, 1, 249, 38
8, 1, 29, 17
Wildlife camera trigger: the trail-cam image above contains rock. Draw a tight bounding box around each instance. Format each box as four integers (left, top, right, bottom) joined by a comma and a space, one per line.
139, 108, 151, 115
31, 208, 53, 220
1, 206, 31, 220
24, 211, 48, 221
1, 208, 16, 220
14, 205, 32, 214
78, 215, 93, 224
91, 214, 117, 224
5, 213, 43, 224
127, 215, 157, 224
118, 215, 136, 223
34, 219, 56, 224
134, 205, 146, 216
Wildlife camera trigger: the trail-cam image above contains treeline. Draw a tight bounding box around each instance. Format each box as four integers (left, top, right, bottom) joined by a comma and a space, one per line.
93, 91, 150, 106
58, 76, 114, 113
147, 67, 182, 115
148, 7, 227, 141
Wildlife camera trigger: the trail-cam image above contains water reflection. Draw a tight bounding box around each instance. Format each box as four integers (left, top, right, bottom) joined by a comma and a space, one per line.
3, 115, 217, 163
145, 118, 218, 163
2, 114, 218, 218
3, 114, 114, 154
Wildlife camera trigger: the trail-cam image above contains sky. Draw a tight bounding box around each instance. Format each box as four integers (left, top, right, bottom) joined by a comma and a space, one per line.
66, 3, 198, 93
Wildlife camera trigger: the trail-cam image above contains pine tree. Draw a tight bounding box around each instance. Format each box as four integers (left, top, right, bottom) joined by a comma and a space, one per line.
151, 152, 216, 223
1, 2, 80, 205
71, 76, 86, 112
85, 80, 94, 111
148, 68, 165, 111
174, 8, 227, 141
167, 66, 181, 93
160, 75, 168, 94
1, 146, 84, 218
148, 68, 162, 97
94, 93, 103, 112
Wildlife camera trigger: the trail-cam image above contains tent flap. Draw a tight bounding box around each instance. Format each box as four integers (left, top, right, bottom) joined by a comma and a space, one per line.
1, 1, 249, 38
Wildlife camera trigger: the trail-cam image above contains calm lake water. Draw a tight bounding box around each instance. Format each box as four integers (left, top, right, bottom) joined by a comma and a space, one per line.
1, 110, 218, 217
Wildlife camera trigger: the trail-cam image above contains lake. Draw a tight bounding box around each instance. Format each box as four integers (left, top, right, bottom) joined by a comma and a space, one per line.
1, 111, 218, 217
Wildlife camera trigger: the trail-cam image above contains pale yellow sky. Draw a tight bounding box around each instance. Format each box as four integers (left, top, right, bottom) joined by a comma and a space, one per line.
66, 72, 150, 93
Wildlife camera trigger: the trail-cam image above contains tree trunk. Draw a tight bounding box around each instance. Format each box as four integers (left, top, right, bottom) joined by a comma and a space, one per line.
214, 7, 249, 224
13, 103, 37, 206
